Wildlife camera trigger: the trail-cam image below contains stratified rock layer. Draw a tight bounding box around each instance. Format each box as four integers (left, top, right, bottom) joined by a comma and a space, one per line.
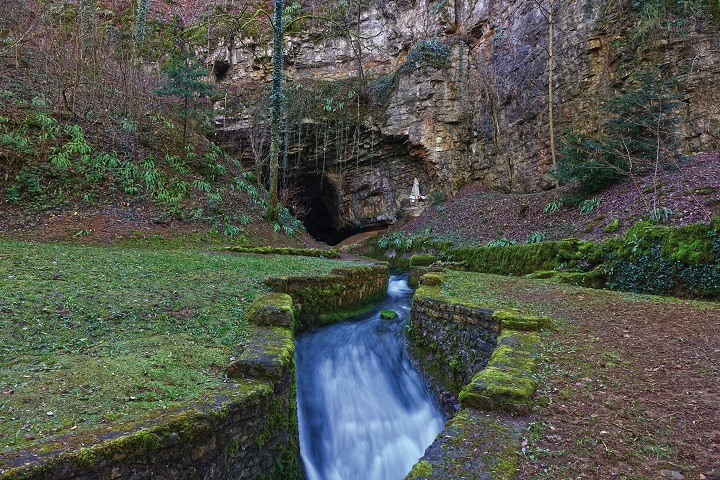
214, 0, 720, 239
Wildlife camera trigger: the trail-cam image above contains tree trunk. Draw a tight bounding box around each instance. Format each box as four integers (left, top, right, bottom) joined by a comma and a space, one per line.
267, 0, 284, 223
548, 2, 558, 188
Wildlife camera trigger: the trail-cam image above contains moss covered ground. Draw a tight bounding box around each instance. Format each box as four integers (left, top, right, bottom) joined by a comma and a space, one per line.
0, 239, 357, 457
441, 270, 720, 479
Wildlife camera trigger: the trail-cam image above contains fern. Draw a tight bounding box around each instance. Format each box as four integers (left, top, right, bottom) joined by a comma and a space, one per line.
223, 224, 240, 237
486, 237, 517, 248
579, 198, 601, 214
543, 201, 563, 214
49, 150, 72, 170
525, 231, 546, 244
192, 179, 211, 193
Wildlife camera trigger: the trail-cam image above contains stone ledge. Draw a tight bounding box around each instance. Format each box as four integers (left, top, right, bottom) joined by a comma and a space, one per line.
410, 254, 438, 267
493, 308, 553, 332
225, 246, 339, 258
246, 293, 295, 327
225, 326, 294, 384
265, 265, 389, 332
404, 410, 524, 480
459, 329, 540, 416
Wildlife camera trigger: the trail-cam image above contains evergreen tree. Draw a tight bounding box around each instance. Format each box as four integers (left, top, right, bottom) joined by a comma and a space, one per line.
156, 48, 216, 145
558, 68, 681, 196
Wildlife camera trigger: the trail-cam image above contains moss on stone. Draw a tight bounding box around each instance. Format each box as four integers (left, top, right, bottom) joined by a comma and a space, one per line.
604, 218, 620, 234
409, 408, 522, 479
380, 309, 398, 320
407, 266, 429, 288
406, 460, 433, 478
247, 293, 295, 327
419, 272, 445, 286
447, 239, 590, 276
410, 254, 438, 267
493, 309, 552, 332
459, 329, 540, 415
459, 366, 538, 415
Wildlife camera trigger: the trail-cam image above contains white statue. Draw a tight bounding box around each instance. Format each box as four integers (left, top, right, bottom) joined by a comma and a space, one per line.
411, 178, 420, 200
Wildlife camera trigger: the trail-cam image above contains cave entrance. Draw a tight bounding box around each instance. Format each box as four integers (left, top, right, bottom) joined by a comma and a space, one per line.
292, 174, 361, 245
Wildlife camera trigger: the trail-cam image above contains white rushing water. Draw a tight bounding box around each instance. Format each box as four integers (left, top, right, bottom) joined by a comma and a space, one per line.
295, 274, 446, 480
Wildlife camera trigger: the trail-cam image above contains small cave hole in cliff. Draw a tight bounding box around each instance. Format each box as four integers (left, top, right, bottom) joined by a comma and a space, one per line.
212, 60, 230, 82
293, 174, 361, 245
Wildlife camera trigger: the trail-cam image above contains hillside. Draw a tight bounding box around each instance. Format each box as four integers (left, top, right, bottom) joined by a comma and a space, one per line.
401, 152, 720, 246
0, 0, 321, 249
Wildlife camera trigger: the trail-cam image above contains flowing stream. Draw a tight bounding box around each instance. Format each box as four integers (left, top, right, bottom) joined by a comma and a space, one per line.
295, 274, 446, 480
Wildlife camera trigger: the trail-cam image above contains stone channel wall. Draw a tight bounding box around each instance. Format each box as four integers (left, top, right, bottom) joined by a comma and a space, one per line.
406, 271, 550, 479
2, 265, 388, 480
264, 264, 389, 332
409, 283, 501, 388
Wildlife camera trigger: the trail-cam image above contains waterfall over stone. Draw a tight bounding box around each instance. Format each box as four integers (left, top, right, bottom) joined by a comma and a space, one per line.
295, 274, 445, 480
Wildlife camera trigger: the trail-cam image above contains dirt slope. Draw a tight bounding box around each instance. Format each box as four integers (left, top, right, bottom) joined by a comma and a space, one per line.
403, 152, 720, 246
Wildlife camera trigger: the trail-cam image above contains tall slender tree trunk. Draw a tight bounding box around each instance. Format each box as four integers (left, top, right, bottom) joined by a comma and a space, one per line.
267, 0, 285, 223
548, 6, 558, 188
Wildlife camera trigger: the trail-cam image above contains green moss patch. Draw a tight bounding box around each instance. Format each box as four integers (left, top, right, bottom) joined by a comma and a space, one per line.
604, 218, 620, 234
410, 254, 437, 267
226, 246, 340, 258
247, 293, 295, 327
419, 272, 446, 286
459, 328, 540, 415
380, 309, 399, 320
406, 460, 433, 478
493, 309, 553, 332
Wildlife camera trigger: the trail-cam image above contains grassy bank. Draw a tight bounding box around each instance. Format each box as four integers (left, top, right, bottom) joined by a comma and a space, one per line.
438, 270, 720, 479
0, 240, 353, 454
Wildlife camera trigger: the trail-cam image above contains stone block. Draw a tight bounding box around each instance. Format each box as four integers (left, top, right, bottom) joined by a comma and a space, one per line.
247, 293, 294, 327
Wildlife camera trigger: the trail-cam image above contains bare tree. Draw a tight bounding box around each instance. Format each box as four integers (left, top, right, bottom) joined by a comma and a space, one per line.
535, 0, 559, 187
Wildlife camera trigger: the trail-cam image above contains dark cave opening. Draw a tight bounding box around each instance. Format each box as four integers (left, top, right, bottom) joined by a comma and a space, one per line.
293, 174, 362, 245
212, 60, 231, 82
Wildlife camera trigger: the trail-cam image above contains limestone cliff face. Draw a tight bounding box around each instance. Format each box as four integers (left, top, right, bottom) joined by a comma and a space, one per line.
213, 0, 720, 241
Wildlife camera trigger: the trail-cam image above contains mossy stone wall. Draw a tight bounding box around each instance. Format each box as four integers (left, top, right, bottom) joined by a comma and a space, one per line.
442, 220, 720, 299
407, 274, 548, 480
446, 238, 597, 276
264, 265, 389, 332
409, 285, 500, 389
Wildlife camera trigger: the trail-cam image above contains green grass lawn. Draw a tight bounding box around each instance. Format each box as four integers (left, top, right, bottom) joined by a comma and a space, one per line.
0, 239, 353, 453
